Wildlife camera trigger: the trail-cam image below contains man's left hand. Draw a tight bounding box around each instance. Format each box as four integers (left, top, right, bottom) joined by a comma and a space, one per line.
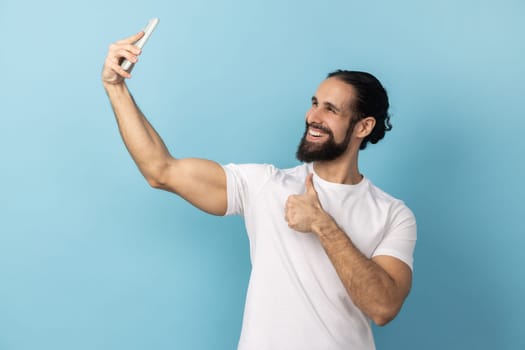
285, 173, 330, 233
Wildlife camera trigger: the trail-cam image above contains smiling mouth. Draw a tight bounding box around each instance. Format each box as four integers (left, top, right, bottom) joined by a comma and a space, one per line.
307, 124, 331, 139
308, 129, 322, 137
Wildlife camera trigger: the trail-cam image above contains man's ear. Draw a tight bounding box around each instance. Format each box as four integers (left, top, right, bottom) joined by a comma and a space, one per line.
355, 116, 376, 138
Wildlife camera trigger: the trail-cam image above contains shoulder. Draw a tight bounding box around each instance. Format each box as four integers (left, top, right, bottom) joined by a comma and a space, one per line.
365, 179, 416, 222
222, 163, 277, 179
223, 162, 308, 180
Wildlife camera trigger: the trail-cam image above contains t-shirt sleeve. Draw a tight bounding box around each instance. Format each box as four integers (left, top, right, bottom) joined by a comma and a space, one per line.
221, 163, 274, 216
372, 203, 417, 270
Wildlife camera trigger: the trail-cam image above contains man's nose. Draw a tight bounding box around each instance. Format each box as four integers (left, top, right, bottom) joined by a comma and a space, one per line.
306, 107, 322, 124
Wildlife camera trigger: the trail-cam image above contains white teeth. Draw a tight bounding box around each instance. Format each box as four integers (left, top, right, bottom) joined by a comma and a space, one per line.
309, 130, 322, 137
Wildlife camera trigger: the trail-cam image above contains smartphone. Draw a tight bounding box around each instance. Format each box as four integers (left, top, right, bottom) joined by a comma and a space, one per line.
121, 18, 160, 71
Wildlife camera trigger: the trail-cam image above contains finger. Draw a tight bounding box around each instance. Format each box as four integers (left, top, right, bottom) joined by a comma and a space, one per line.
109, 61, 132, 79
106, 50, 139, 70
285, 197, 292, 212
105, 54, 134, 74
109, 43, 142, 58
114, 44, 142, 56
284, 197, 293, 221
304, 173, 317, 195
116, 31, 145, 45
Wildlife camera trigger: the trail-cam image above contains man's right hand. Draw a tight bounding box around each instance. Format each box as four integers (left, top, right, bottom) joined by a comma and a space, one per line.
102, 32, 145, 85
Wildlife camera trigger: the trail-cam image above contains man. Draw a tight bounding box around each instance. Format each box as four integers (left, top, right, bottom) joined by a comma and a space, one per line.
102, 31, 417, 350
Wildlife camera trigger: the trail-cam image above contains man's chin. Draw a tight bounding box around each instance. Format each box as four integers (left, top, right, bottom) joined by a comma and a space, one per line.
296, 141, 349, 162
303, 139, 328, 151
297, 148, 325, 163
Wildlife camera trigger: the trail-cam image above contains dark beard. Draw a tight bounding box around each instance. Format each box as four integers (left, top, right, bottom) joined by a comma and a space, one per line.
295, 121, 354, 163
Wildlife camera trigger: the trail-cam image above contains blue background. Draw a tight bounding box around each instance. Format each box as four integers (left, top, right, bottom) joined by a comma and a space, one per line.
1, 0, 524, 349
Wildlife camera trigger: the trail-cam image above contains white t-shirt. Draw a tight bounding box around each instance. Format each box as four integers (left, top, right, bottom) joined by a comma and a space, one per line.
223, 163, 417, 350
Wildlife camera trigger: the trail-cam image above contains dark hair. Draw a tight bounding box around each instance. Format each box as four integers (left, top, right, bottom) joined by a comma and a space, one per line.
327, 70, 392, 150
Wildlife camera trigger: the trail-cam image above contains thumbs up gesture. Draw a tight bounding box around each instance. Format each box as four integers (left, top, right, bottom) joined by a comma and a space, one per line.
285, 173, 330, 233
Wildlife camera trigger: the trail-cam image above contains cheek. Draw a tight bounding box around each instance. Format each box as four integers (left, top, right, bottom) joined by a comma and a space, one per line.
331, 122, 349, 141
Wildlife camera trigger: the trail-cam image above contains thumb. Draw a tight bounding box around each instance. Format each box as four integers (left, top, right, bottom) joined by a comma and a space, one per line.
304, 173, 317, 195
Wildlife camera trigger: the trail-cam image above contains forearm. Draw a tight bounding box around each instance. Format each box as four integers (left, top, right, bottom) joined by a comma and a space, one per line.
104, 82, 171, 183
313, 217, 404, 325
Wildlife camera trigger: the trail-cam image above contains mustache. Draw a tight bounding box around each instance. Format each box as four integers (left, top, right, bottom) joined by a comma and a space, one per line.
305, 122, 333, 135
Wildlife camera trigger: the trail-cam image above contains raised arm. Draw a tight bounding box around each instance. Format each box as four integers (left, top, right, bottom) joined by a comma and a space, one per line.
102, 32, 227, 216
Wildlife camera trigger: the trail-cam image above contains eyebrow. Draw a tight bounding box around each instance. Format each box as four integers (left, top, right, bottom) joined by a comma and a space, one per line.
311, 96, 342, 113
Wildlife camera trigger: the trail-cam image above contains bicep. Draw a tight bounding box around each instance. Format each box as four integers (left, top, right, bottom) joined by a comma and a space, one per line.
158, 157, 228, 216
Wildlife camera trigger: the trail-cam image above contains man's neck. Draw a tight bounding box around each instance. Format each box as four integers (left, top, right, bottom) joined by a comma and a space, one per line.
312, 152, 362, 185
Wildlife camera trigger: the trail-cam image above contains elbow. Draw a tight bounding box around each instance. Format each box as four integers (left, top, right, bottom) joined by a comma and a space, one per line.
372, 315, 394, 327
143, 161, 170, 189
370, 304, 402, 327
146, 176, 164, 189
